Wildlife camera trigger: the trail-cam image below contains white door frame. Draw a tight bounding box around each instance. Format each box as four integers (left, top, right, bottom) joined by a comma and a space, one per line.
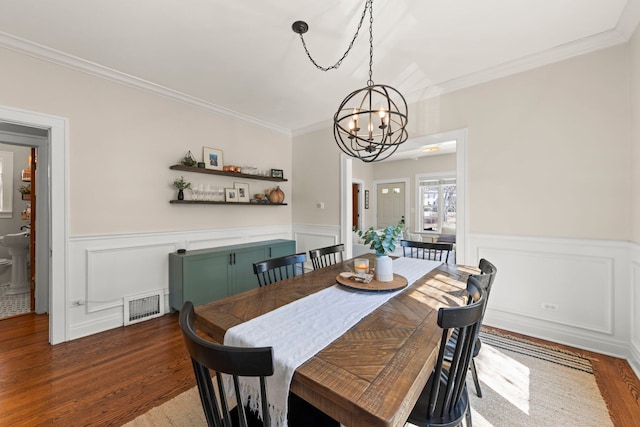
0, 104, 68, 344
340, 128, 468, 265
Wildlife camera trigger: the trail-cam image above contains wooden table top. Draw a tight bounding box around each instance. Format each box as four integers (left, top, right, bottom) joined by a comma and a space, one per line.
194, 255, 474, 427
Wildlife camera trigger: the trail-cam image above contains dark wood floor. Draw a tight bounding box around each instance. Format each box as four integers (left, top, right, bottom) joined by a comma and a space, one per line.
1, 313, 639, 426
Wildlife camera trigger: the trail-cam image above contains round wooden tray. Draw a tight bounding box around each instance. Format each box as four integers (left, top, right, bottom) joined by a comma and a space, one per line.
336, 273, 408, 292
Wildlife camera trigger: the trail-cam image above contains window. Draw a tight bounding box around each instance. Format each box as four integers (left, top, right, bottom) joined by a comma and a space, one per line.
418, 177, 456, 232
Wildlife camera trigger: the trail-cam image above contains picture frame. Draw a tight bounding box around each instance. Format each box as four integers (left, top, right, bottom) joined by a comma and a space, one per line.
364, 190, 370, 209
271, 168, 284, 179
225, 188, 238, 203
203, 147, 223, 171
234, 182, 250, 203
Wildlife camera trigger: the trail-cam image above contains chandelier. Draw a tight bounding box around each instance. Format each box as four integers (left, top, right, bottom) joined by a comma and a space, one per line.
292, 0, 408, 162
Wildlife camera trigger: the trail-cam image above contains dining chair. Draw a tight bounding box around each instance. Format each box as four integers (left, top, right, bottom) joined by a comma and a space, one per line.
400, 240, 453, 263
308, 244, 344, 270
253, 253, 307, 287
446, 258, 497, 398
179, 301, 274, 427
436, 233, 456, 263
407, 276, 486, 427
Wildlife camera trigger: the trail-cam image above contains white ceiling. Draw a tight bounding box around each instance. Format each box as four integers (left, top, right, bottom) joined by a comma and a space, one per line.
0, 0, 638, 136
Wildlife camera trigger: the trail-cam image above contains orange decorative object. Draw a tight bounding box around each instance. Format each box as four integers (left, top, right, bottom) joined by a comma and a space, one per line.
268, 186, 285, 204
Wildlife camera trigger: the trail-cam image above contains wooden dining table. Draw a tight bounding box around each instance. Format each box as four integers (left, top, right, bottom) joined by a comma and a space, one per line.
194, 254, 474, 427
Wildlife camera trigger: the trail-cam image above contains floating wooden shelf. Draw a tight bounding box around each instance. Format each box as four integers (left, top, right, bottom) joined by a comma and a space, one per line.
170, 200, 287, 206
169, 165, 287, 182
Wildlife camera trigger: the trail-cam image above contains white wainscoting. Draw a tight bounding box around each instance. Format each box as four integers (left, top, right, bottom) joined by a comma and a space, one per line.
66, 225, 292, 340
292, 224, 341, 270
468, 233, 635, 364
630, 243, 640, 378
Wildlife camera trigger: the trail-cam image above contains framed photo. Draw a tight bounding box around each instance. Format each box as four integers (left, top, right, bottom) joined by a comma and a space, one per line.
271, 168, 284, 179
364, 190, 370, 209
234, 182, 250, 203
225, 188, 238, 203
203, 147, 223, 171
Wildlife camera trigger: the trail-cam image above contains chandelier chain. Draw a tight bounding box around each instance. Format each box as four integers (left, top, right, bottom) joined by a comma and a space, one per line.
297, 0, 373, 72
367, 0, 374, 86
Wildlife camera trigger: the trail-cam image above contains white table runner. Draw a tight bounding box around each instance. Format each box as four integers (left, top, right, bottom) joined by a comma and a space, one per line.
224, 257, 442, 426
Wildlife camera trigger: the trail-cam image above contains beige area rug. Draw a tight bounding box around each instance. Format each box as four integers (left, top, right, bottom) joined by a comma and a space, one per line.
467, 330, 612, 427
124, 387, 206, 427
124, 330, 612, 427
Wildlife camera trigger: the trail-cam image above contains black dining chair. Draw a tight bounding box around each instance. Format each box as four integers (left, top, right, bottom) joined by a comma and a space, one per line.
308, 244, 344, 270
407, 276, 486, 427
180, 301, 340, 427
400, 240, 453, 263
446, 258, 497, 398
253, 253, 307, 287
179, 301, 274, 427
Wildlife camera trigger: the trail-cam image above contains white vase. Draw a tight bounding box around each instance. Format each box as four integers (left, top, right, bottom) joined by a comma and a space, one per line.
375, 255, 393, 282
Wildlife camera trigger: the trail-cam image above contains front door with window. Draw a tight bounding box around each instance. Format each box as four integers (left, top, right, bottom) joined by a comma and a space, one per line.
377, 182, 405, 228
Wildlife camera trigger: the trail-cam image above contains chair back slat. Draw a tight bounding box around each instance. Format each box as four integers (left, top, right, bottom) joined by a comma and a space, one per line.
253, 253, 307, 286
400, 240, 453, 263
309, 244, 344, 270
179, 301, 274, 427
426, 276, 486, 422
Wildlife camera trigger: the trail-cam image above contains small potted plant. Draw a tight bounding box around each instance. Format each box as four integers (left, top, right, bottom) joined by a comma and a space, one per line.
172, 176, 191, 200
181, 151, 197, 167
19, 185, 31, 200
354, 221, 404, 282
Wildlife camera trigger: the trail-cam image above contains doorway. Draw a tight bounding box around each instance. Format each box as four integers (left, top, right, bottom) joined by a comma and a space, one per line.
0, 128, 46, 317
340, 128, 468, 263
0, 105, 68, 344
351, 183, 359, 229
0, 142, 38, 319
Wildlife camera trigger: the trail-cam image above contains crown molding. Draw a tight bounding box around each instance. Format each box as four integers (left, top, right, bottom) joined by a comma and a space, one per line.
294, 24, 635, 136
404, 26, 631, 103
1, 2, 639, 141
617, 0, 640, 40
0, 31, 291, 137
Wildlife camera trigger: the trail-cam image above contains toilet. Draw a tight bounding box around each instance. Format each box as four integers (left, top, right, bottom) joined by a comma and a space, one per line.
0, 232, 30, 295
0, 258, 11, 286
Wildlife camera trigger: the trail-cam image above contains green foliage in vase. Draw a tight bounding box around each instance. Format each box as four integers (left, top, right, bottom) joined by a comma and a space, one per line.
172, 176, 191, 190
353, 221, 404, 257
19, 185, 31, 194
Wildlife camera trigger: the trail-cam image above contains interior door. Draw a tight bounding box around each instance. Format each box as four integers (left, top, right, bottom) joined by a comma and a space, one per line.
352, 183, 360, 229
376, 182, 405, 228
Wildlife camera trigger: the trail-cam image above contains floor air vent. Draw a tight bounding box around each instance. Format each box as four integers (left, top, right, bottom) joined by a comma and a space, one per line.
124, 291, 164, 326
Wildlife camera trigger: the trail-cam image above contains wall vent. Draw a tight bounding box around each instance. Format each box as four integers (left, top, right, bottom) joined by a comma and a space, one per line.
124, 290, 164, 326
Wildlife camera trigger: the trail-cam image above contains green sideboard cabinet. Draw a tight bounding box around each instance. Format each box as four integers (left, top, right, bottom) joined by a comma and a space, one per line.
169, 239, 296, 310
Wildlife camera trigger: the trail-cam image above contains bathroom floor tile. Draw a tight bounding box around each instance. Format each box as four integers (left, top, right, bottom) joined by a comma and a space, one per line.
0, 283, 30, 319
